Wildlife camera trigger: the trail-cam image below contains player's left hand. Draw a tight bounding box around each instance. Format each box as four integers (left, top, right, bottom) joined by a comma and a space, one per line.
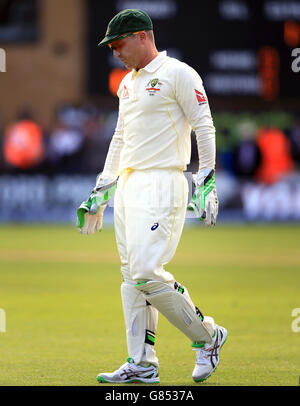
187, 169, 218, 226
77, 176, 118, 234
77, 199, 107, 234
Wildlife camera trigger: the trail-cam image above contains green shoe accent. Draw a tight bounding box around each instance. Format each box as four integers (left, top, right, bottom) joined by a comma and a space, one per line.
97, 376, 108, 383
135, 281, 148, 287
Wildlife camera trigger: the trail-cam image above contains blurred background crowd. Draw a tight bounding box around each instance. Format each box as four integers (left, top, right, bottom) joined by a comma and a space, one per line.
0, 103, 115, 175
1, 104, 299, 183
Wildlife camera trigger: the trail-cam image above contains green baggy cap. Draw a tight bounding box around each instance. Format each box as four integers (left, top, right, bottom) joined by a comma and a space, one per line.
98, 9, 153, 47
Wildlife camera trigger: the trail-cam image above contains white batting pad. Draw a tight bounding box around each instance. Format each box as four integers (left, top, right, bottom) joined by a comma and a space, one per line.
135, 280, 213, 344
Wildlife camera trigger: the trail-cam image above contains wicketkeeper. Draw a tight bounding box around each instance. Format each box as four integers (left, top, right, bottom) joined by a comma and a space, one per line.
77, 9, 227, 384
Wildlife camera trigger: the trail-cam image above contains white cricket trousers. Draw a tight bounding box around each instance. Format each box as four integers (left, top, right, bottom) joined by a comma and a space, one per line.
114, 168, 188, 283
114, 168, 188, 366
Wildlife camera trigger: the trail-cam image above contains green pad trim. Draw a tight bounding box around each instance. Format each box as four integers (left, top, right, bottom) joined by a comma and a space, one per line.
191, 342, 205, 348
145, 329, 156, 345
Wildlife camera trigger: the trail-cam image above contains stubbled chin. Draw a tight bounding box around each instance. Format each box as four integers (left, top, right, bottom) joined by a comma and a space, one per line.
122, 61, 135, 70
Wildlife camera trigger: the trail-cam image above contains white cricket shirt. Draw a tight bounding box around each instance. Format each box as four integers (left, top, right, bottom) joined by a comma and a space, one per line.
104, 51, 216, 177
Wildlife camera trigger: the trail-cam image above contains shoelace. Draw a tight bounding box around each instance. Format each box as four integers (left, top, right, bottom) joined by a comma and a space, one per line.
119, 361, 156, 380
118, 362, 141, 380
118, 358, 155, 376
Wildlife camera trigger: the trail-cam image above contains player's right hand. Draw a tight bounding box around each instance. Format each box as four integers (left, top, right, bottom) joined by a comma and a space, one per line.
76, 176, 118, 234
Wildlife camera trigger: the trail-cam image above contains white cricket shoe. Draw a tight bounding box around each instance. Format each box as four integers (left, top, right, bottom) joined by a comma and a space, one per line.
192, 325, 228, 382
97, 357, 160, 384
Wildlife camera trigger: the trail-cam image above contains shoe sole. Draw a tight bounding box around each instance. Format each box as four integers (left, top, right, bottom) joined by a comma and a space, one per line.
193, 328, 228, 383
97, 376, 160, 384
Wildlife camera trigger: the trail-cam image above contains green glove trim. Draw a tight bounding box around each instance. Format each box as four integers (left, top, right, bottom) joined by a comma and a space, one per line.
188, 170, 215, 221
76, 178, 118, 230
89, 182, 117, 215
76, 200, 91, 228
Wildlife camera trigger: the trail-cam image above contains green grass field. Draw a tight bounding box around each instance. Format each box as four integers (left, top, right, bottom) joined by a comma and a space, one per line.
0, 223, 299, 386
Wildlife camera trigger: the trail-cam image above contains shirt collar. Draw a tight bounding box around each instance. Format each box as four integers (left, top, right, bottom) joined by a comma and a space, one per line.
140, 50, 167, 73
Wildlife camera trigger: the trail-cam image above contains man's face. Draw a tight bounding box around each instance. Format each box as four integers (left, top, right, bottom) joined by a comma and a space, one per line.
109, 33, 142, 70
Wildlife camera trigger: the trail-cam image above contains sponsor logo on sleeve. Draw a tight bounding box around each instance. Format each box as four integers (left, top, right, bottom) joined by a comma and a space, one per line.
195, 89, 207, 105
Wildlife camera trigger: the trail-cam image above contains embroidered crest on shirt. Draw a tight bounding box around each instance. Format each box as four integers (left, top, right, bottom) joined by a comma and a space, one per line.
146, 78, 162, 96
195, 89, 207, 105
122, 85, 129, 99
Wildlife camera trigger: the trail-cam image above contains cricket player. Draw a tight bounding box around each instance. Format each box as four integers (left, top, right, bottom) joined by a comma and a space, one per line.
77, 9, 227, 384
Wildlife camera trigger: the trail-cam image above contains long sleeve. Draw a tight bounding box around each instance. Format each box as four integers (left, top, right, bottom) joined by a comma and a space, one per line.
101, 110, 124, 180
174, 63, 216, 171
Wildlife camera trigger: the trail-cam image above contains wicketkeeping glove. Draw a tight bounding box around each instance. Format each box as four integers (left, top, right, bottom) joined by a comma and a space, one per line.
187, 169, 219, 226
77, 176, 118, 234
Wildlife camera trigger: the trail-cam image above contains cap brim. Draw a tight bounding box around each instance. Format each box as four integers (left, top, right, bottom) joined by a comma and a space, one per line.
98, 25, 152, 47
98, 34, 125, 47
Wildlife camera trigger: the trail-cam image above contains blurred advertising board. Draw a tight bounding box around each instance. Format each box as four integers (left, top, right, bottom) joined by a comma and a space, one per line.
0, 173, 300, 223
